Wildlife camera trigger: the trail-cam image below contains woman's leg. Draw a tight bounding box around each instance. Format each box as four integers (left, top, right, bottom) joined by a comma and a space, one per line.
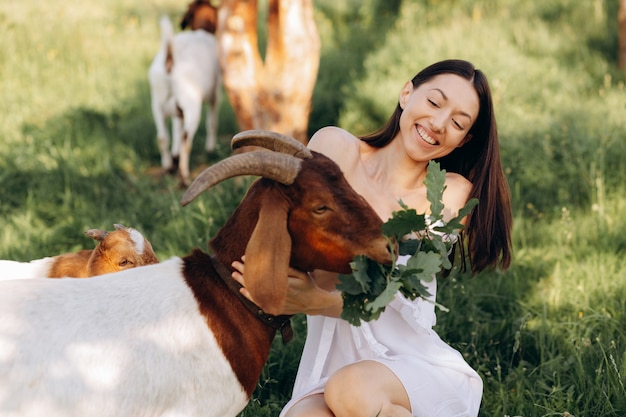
324, 360, 413, 417
283, 393, 334, 417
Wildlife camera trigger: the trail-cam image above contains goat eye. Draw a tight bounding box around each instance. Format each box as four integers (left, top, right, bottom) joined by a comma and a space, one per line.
313, 205, 328, 214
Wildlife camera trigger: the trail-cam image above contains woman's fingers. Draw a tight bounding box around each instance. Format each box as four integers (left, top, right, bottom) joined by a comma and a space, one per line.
238, 287, 255, 303
231, 256, 319, 313
232, 259, 244, 274
231, 259, 245, 284
231, 258, 256, 303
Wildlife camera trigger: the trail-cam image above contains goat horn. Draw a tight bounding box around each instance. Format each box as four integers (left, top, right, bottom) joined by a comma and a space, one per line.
231, 130, 312, 159
181, 151, 302, 206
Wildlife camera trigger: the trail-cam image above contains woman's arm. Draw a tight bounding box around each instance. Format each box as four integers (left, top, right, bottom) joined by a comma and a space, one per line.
231, 260, 344, 317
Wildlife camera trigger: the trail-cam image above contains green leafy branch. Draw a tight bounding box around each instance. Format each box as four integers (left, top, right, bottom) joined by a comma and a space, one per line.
337, 161, 478, 326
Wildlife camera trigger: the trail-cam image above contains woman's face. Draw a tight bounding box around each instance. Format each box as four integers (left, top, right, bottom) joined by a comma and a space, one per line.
398, 73, 479, 162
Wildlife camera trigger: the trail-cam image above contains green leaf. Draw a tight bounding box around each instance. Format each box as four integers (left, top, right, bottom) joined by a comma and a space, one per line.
381, 206, 425, 238
337, 273, 365, 295
340, 295, 369, 326
424, 160, 446, 220
407, 251, 442, 278
430, 237, 452, 270
337, 255, 371, 294
366, 281, 402, 312
368, 263, 390, 295
398, 277, 432, 300
398, 239, 420, 256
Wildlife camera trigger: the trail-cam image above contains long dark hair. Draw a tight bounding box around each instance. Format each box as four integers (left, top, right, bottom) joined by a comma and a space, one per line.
361, 59, 512, 273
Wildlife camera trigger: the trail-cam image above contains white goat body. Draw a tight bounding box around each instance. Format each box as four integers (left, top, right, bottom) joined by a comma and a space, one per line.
0, 258, 248, 417
148, 15, 220, 186
0, 257, 54, 280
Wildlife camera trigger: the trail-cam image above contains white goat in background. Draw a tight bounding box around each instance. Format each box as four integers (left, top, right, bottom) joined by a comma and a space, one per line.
148, 4, 220, 186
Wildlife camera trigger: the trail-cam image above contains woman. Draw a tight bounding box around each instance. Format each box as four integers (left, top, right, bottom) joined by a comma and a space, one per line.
233, 59, 512, 417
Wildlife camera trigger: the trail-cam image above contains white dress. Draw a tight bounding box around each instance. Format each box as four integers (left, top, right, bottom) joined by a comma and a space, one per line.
280, 256, 483, 417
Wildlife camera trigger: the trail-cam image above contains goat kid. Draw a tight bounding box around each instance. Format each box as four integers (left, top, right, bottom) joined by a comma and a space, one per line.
148, 3, 221, 187
0, 224, 158, 280
0, 131, 391, 417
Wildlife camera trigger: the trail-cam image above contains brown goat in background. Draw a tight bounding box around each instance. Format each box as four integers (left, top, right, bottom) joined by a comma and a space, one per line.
0, 224, 158, 280
47, 224, 159, 278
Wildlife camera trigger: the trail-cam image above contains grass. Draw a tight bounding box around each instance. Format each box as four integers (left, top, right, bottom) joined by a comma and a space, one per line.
1, 0, 625, 416
435, 197, 626, 416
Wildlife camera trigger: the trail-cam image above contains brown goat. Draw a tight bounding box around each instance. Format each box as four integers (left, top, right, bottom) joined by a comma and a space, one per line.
178, 130, 393, 399
183, 130, 392, 316
47, 224, 159, 278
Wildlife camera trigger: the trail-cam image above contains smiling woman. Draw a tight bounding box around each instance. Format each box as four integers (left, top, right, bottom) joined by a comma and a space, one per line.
232, 59, 512, 417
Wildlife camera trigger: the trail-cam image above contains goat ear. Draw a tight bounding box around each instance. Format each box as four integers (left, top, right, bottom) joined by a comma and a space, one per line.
85, 229, 108, 242
244, 189, 291, 316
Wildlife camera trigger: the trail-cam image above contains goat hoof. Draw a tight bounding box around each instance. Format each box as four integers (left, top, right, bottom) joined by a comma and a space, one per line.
177, 176, 191, 189
160, 165, 177, 176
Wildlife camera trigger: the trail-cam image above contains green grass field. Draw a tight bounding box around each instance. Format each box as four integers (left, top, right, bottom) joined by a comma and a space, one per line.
1, 0, 625, 416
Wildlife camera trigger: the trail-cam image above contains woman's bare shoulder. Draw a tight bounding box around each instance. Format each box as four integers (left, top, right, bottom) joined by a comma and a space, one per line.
307, 127, 363, 174
308, 127, 360, 158
445, 171, 472, 189
441, 172, 473, 221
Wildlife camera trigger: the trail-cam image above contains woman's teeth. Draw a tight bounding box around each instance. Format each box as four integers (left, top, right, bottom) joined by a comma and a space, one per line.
417, 126, 437, 145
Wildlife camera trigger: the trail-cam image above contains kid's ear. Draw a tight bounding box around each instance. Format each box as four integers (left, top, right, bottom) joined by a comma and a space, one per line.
399, 81, 413, 109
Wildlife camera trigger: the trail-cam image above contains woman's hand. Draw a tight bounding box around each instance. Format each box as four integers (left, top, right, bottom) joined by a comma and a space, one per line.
231, 257, 343, 317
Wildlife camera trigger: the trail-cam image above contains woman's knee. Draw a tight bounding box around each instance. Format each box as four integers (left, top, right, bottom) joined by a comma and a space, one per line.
324, 361, 411, 417
283, 393, 334, 417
